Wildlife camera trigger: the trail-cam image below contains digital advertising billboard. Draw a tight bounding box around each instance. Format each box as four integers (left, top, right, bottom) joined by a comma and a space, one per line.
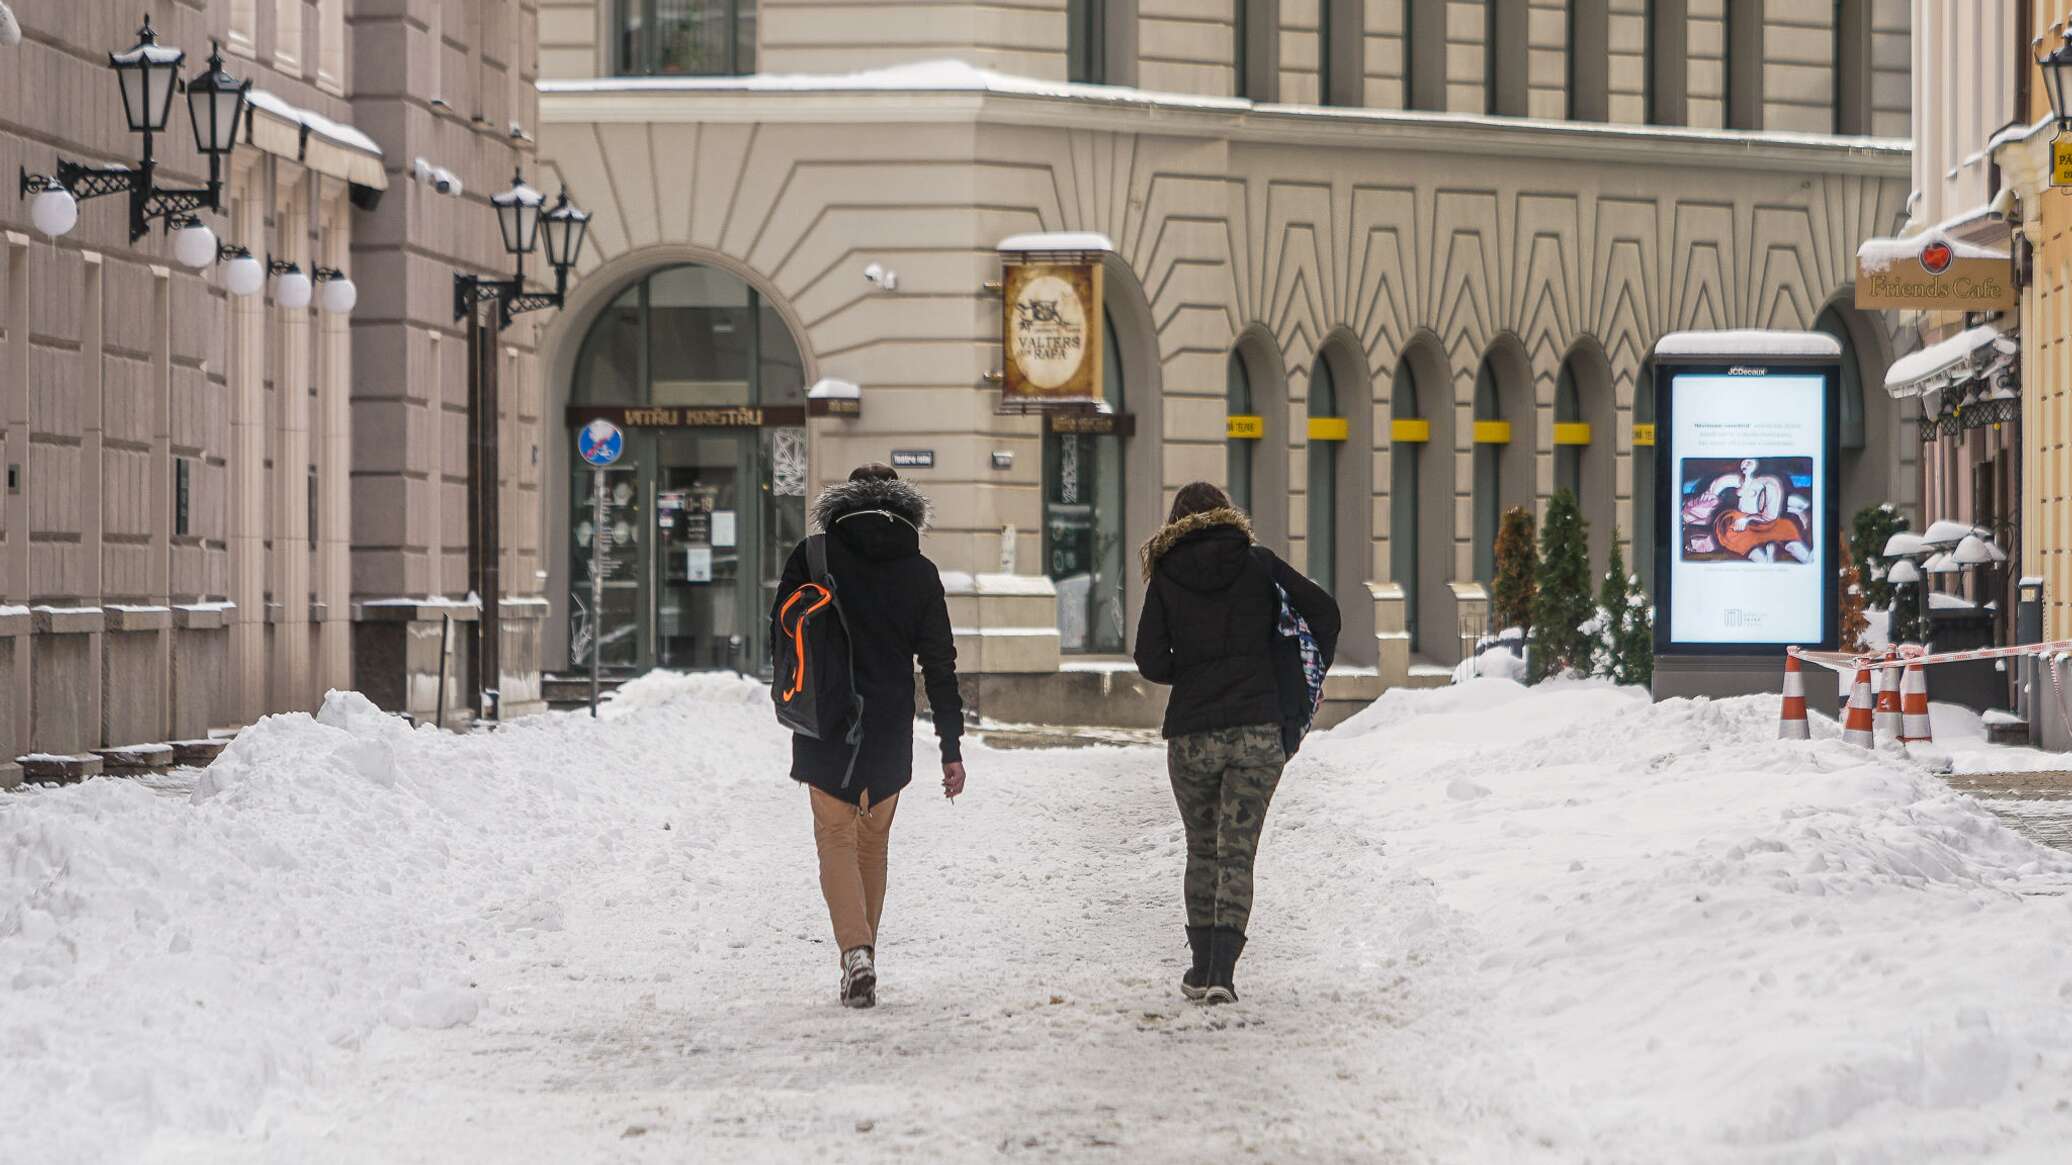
1654, 357, 1839, 655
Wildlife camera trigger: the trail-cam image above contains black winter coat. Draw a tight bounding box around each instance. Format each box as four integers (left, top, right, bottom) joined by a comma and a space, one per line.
773, 476, 963, 805
1132, 507, 1342, 740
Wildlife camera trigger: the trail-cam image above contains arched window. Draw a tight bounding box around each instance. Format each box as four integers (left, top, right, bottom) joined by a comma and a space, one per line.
1472, 357, 1504, 582
1724, 0, 1763, 130
1307, 356, 1342, 588
1645, 0, 1686, 126
1833, 0, 1870, 134
1406, 0, 1447, 110
1555, 360, 1584, 499
567, 263, 807, 674
1045, 310, 1129, 654
1488, 0, 1530, 116
617, 0, 758, 76
1567, 0, 1609, 122
1227, 348, 1258, 511
1390, 361, 1422, 650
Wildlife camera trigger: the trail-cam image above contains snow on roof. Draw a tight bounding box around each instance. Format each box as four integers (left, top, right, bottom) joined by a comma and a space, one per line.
1883, 324, 2014, 397
806, 378, 860, 400
997, 231, 1115, 254
112, 42, 185, 65
1857, 231, 2006, 274
1987, 114, 2053, 155
1652, 330, 1842, 359
0, 3, 20, 47
246, 88, 384, 159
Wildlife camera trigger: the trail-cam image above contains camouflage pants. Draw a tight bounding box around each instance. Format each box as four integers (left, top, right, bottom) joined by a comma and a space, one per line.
1166, 723, 1287, 932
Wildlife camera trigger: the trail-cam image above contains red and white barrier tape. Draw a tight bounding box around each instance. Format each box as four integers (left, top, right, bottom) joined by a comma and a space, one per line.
1791, 639, 2072, 673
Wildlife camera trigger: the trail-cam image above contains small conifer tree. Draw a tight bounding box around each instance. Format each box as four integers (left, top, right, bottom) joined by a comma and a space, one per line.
1592, 530, 1630, 678
1530, 489, 1594, 682
1614, 570, 1655, 687
1492, 506, 1538, 633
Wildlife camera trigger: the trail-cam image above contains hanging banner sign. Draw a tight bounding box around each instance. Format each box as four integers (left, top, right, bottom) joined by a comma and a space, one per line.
1001, 261, 1103, 409
1853, 232, 2015, 312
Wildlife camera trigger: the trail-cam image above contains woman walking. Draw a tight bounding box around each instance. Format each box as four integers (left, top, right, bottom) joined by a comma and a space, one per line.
774, 464, 966, 1008
1133, 482, 1340, 1004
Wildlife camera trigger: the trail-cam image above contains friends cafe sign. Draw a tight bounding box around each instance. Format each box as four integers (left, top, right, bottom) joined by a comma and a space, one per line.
1853, 231, 2016, 312
997, 233, 1111, 410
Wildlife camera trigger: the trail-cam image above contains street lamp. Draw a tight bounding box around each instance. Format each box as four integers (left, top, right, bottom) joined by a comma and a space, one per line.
2038, 23, 2072, 128
17, 18, 249, 244
452, 172, 591, 722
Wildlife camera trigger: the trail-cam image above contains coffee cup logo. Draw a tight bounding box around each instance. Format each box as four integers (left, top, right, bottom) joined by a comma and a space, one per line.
1919, 238, 1953, 276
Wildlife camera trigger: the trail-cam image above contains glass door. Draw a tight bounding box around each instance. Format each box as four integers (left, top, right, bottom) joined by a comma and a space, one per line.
653, 432, 752, 672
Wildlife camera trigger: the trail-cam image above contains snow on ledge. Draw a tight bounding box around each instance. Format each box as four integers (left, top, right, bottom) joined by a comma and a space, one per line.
807, 377, 860, 400
1883, 324, 2013, 396
1653, 330, 1841, 360
998, 231, 1115, 254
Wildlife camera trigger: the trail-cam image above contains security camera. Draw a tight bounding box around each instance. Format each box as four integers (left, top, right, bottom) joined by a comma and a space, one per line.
863, 263, 897, 291
434, 169, 462, 197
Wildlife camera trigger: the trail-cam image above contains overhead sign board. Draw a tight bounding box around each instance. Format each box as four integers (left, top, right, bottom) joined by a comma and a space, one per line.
1653, 355, 1839, 655
1854, 232, 2015, 312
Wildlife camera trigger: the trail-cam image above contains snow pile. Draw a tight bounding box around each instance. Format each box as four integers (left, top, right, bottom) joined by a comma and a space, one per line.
0, 683, 779, 1163
1310, 680, 2072, 1158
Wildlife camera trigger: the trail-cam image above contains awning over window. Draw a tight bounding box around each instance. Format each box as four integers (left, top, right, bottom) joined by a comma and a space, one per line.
1885, 323, 2016, 399
245, 89, 388, 192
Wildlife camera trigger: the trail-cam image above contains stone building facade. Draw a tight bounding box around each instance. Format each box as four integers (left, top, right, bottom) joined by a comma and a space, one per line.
530, 0, 1914, 719
0, 1, 539, 784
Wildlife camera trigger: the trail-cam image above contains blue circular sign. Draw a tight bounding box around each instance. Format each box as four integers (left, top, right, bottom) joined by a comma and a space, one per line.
576, 419, 624, 467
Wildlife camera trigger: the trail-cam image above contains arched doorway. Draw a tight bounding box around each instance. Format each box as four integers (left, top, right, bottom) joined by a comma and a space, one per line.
1471, 338, 1534, 583
1227, 348, 1256, 511
1557, 342, 1616, 571
1045, 309, 1129, 654
1815, 300, 1898, 521
1306, 352, 1341, 591
1311, 334, 1375, 664
565, 263, 808, 674
1391, 334, 1453, 659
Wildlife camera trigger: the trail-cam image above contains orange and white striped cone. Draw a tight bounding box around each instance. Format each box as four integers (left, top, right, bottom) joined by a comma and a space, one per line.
1778, 652, 1810, 740
1900, 661, 1933, 744
1873, 655, 1903, 742
1841, 666, 1876, 749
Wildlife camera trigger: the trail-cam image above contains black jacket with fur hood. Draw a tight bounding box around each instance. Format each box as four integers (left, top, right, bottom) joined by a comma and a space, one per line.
1132, 507, 1341, 741
773, 476, 962, 803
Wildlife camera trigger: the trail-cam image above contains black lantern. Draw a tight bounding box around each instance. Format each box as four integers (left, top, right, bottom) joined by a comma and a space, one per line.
2038, 24, 2072, 128
184, 41, 250, 157
110, 15, 184, 135
491, 170, 544, 257
540, 188, 591, 273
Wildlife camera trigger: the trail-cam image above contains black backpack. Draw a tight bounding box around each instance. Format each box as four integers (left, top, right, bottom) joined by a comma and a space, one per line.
773, 536, 866, 770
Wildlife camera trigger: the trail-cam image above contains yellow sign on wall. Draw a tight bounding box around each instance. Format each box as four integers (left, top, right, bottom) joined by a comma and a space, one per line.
1553, 422, 1592, 446
1632, 423, 1656, 447
1307, 417, 1349, 442
1472, 420, 1511, 445
2055, 137, 2072, 188
1390, 418, 1430, 443
1226, 414, 1264, 439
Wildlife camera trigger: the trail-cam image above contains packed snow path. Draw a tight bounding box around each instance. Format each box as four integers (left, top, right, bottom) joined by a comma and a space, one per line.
7, 676, 2072, 1162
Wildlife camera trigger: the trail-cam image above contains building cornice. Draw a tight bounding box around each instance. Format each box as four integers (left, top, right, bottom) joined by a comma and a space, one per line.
540, 79, 1911, 179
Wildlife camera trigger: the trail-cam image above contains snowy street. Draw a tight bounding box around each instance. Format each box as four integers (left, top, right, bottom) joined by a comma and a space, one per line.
8, 676, 2072, 1162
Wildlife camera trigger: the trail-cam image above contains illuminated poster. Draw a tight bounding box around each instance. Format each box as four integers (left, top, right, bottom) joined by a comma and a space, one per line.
1664, 370, 1831, 647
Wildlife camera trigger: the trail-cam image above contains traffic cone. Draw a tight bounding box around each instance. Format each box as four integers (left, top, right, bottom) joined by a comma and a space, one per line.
1841, 666, 1876, 748
1900, 661, 1933, 744
1778, 652, 1810, 740
1873, 655, 1903, 741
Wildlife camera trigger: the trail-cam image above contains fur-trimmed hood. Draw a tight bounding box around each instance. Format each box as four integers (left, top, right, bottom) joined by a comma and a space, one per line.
1139, 506, 1253, 581
811, 476, 932, 534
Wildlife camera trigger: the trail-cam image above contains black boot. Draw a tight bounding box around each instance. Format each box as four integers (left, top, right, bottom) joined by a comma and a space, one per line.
1204, 927, 1246, 1005
1181, 926, 1212, 1000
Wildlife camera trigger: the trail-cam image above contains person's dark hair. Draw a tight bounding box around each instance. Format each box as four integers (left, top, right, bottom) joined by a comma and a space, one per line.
1169, 481, 1233, 523
849, 462, 900, 482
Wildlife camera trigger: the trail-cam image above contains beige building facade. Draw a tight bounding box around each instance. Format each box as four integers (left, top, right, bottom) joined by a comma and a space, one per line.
531, 0, 1914, 712
0, 1, 540, 783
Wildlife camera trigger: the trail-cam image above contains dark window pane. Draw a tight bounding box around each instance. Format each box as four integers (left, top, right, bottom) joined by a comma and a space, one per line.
572, 286, 642, 405
648, 265, 752, 406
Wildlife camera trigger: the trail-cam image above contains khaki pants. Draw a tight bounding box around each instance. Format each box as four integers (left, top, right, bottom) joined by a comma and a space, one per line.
809, 787, 900, 957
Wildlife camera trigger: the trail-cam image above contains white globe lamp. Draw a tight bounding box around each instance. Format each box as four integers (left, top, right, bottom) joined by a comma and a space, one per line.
319, 275, 358, 316
31, 187, 78, 237
272, 264, 312, 310
221, 253, 265, 297
173, 221, 218, 269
